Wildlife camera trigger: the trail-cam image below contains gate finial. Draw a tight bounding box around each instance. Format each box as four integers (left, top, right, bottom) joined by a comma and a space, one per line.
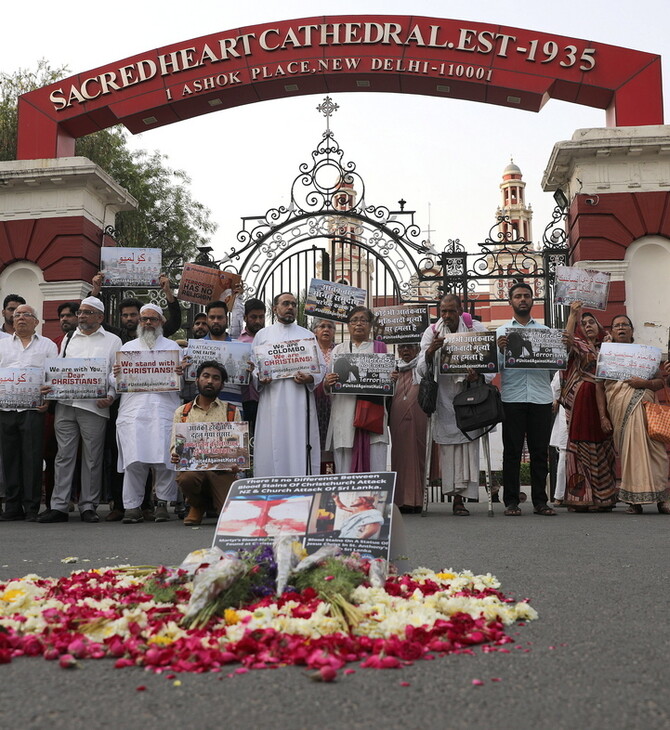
316, 96, 339, 131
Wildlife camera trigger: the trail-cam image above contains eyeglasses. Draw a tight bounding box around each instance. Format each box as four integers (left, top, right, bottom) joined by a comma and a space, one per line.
76, 310, 99, 316
140, 316, 160, 323
13, 312, 36, 319
349, 318, 371, 324
612, 323, 632, 329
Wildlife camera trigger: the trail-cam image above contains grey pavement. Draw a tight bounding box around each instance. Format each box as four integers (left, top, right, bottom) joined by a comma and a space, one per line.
1, 501, 669, 730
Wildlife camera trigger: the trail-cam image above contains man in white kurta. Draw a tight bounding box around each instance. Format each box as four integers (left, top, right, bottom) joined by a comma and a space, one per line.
115, 304, 181, 523
417, 295, 494, 514
253, 293, 325, 477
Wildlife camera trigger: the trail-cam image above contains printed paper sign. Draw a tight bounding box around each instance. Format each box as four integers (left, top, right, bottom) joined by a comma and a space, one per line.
304, 278, 367, 322
504, 328, 567, 370
0, 367, 43, 409
253, 338, 321, 380
100, 248, 162, 287
185, 340, 252, 383
331, 352, 396, 396
173, 421, 250, 470
596, 343, 662, 381
44, 358, 108, 399
373, 305, 430, 344
440, 331, 499, 374
115, 350, 181, 393
213, 472, 396, 561
554, 266, 611, 311
177, 263, 241, 308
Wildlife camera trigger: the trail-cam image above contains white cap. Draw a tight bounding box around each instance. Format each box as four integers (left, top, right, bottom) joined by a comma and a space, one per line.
81, 296, 104, 313
140, 303, 165, 321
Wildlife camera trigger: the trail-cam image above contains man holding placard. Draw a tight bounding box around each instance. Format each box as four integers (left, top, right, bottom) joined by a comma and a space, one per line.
0, 304, 57, 521
495, 283, 558, 517
39, 297, 121, 524
114, 304, 182, 524
171, 360, 243, 526
253, 293, 325, 477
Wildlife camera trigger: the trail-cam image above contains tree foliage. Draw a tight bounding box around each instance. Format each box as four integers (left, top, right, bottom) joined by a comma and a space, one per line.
0, 60, 215, 272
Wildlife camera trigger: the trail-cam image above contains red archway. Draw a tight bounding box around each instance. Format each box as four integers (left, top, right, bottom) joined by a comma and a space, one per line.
17, 15, 663, 159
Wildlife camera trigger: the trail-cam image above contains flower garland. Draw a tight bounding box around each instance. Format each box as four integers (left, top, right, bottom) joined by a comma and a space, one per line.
0, 550, 537, 679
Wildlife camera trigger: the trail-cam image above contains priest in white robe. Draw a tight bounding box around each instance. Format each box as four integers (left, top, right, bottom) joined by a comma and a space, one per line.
417, 295, 494, 516
252, 293, 325, 477
114, 303, 182, 523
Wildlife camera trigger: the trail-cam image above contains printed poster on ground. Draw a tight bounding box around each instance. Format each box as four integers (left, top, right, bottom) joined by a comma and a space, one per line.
185, 340, 252, 383
253, 338, 321, 380
213, 472, 396, 561
44, 358, 108, 399
115, 350, 181, 393
372, 305, 430, 344
440, 331, 498, 374
100, 248, 162, 287
331, 352, 396, 396
503, 328, 568, 370
0, 367, 43, 409
177, 263, 241, 308
554, 265, 611, 311
596, 343, 662, 381
173, 421, 250, 471
304, 278, 367, 322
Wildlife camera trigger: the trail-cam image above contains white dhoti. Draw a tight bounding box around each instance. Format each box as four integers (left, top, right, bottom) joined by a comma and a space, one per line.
439, 442, 480, 499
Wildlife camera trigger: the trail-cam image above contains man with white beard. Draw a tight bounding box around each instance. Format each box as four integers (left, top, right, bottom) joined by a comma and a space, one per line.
114, 303, 182, 523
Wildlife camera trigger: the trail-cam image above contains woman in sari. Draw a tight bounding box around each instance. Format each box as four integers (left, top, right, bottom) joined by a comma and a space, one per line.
389, 343, 427, 513
596, 314, 670, 514
311, 318, 337, 473
561, 302, 617, 511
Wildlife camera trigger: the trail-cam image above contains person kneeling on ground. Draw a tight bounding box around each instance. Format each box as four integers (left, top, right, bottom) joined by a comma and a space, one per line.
171, 360, 242, 526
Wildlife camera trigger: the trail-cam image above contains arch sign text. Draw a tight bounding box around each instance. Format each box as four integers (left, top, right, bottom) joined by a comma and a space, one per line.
17, 15, 663, 159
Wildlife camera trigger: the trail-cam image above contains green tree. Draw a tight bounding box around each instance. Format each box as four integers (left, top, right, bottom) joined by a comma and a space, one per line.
0, 60, 215, 273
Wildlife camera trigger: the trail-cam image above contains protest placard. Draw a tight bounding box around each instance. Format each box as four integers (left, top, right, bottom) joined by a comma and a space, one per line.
185, 340, 252, 383
304, 278, 367, 322
554, 265, 611, 310
372, 305, 429, 344
440, 331, 499, 374
596, 342, 662, 381
253, 338, 321, 380
177, 263, 241, 308
44, 358, 108, 399
173, 421, 250, 470
213, 472, 396, 561
503, 328, 567, 370
0, 367, 43, 409
331, 352, 396, 396
100, 248, 162, 287
115, 350, 181, 393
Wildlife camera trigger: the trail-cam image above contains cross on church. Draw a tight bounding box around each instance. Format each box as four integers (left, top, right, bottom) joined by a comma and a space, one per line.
316, 96, 339, 131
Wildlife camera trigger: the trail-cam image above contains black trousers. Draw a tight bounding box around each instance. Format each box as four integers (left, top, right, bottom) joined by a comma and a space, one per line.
501, 402, 552, 509
0, 410, 45, 516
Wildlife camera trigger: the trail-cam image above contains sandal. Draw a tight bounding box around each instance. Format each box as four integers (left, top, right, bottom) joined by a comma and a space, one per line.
504, 506, 522, 516
624, 504, 643, 515
533, 505, 557, 516
453, 504, 470, 516
657, 502, 670, 515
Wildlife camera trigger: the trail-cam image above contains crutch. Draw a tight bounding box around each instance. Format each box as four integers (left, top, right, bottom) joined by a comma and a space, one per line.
481, 430, 494, 517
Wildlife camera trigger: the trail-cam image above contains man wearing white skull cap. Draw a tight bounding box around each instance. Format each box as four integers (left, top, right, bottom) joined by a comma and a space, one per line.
39, 296, 122, 523
114, 303, 182, 523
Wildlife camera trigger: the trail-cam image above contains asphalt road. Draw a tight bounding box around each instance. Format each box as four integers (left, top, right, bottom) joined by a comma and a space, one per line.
1, 501, 669, 730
